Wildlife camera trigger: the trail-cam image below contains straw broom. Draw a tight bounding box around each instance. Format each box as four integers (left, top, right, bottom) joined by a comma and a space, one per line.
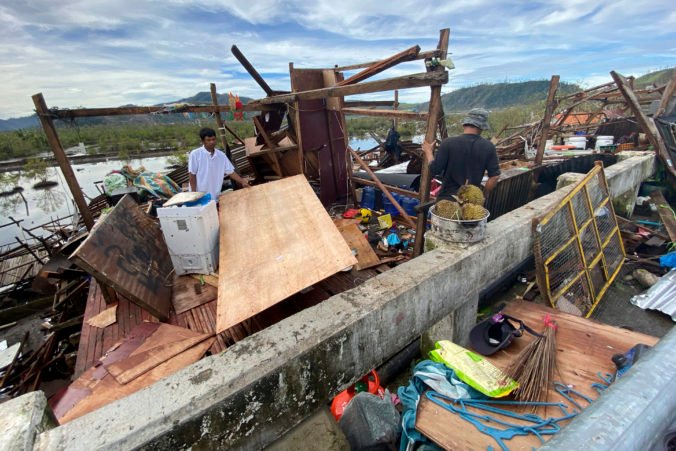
508, 314, 558, 402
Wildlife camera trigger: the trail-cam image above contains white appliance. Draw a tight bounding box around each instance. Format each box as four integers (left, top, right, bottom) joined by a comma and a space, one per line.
157, 200, 219, 276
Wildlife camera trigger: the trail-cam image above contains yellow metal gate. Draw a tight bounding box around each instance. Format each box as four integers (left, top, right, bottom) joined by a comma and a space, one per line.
534, 162, 625, 317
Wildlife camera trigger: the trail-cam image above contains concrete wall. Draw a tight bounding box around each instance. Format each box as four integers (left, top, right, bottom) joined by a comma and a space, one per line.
34, 153, 655, 450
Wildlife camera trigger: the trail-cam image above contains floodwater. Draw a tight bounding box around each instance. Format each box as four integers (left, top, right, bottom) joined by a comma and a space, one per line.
0, 137, 379, 248
0, 155, 171, 247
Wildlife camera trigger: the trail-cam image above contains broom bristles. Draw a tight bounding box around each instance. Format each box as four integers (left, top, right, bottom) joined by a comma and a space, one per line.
508, 315, 557, 402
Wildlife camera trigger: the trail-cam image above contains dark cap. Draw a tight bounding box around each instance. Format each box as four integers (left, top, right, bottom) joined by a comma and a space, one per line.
469, 313, 536, 356
462, 108, 490, 131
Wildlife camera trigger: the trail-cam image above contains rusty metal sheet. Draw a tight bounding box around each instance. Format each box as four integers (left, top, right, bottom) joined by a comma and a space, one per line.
70, 195, 173, 320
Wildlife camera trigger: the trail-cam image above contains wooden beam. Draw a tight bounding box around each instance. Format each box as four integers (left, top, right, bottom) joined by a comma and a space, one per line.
210, 83, 230, 159
534, 75, 560, 166
248, 71, 448, 106
611, 71, 676, 177
349, 149, 415, 228
655, 68, 676, 118
333, 49, 441, 71
342, 107, 428, 121
351, 177, 419, 198
649, 191, 676, 242
394, 90, 399, 129
231, 45, 275, 97
289, 62, 305, 175
344, 100, 396, 108
32, 93, 95, 230
253, 116, 283, 176
336, 45, 420, 87
48, 103, 270, 119
414, 28, 449, 257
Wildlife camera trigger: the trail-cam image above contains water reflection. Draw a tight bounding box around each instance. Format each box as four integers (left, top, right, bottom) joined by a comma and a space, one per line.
0, 191, 28, 216
33, 187, 66, 213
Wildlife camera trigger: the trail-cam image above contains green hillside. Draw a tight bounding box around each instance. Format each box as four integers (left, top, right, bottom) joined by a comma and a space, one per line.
418, 80, 582, 113
634, 67, 675, 88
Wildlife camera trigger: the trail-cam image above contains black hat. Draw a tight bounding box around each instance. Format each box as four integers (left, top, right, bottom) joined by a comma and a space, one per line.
469, 313, 539, 356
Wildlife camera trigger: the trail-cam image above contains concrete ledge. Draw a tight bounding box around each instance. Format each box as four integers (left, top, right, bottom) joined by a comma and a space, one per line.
0, 391, 56, 451
35, 154, 656, 450
541, 327, 676, 451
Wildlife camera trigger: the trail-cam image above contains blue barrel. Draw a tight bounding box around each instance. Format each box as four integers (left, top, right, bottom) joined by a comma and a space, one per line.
361, 186, 376, 210
401, 196, 419, 216
382, 193, 401, 216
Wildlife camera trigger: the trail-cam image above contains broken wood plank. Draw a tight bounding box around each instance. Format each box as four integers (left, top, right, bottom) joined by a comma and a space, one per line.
104, 329, 212, 385
415, 300, 658, 451
86, 304, 117, 329
249, 71, 448, 106
216, 176, 357, 333
534, 75, 560, 166
649, 191, 676, 242
334, 221, 380, 271
53, 322, 214, 424
337, 45, 420, 87
70, 195, 174, 320
231, 45, 276, 97
655, 68, 676, 118
332, 49, 440, 71
172, 275, 218, 314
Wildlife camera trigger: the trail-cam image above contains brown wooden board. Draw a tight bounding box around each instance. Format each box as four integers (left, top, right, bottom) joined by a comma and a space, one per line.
415, 300, 659, 450
70, 195, 174, 320
650, 191, 676, 242
334, 221, 380, 270
172, 275, 218, 314
216, 175, 357, 333
86, 303, 117, 329
52, 322, 214, 424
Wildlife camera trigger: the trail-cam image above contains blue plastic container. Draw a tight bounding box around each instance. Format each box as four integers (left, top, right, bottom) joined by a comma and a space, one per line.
401, 196, 419, 216
382, 193, 401, 216
361, 186, 376, 210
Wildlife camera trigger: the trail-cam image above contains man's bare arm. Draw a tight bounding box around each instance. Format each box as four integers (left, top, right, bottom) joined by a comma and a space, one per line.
484, 175, 499, 194
228, 172, 251, 188
189, 173, 197, 192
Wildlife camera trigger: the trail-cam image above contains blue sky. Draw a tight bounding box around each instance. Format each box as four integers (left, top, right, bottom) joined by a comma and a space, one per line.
0, 0, 674, 119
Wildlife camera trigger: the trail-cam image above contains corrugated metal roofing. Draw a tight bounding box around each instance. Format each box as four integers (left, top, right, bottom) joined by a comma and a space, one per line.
630, 268, 676, 321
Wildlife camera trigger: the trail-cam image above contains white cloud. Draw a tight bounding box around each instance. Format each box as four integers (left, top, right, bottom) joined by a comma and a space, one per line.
0, 0, 674, 119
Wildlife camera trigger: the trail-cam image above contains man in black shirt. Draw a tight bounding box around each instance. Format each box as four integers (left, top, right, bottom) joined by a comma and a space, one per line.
421, 108, 500, 201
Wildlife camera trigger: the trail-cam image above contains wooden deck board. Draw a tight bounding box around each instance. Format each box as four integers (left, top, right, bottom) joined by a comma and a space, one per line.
415, 300, 659, 451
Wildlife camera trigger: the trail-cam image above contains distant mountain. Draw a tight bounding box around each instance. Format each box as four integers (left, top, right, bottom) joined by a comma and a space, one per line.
0, 115, 39, 132
418, 80, 582, 113
0, 93, 254, 131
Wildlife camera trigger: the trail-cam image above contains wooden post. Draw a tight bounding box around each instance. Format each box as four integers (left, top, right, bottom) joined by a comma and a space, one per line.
611, 71, 676, 177
32, 93, 94, 230
414, 28, 449, 257
349, 149, 415, 228
655, 68, 676, 118
289, 62, 305, 175
393, 90, 399, 129
210, 83, 231, 161
534, 75, 560, 166
231, 45, 275, 96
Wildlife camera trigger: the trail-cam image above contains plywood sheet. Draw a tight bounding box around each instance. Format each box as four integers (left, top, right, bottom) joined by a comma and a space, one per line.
216, 175, 357, 332
415, 300, 659, 450
53, 322, 214, 424
172, 275, 218, 314
70, 195, 174, 320
334, 221, 380, 270
86, 303, 117, 329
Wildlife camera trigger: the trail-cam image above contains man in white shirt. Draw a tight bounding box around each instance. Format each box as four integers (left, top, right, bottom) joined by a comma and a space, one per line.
188, 127, 250, 201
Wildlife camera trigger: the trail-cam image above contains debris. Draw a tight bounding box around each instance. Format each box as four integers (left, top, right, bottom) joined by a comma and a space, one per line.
632, 268, 660, 288
630, 268, 676, 321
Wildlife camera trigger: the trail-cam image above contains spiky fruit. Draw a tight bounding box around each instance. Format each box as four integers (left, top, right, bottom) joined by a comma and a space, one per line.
457, 184, 485, 206
461, 203, 486, 220
435, 200, 461, 219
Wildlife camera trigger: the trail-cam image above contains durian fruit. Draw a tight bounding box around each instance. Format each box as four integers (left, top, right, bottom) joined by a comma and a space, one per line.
457, 184, 485, 206
435, 200, 461, 219
461, 203, 486, 220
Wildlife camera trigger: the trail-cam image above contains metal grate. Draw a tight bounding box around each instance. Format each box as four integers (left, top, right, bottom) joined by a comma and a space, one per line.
534, 162, 625, 317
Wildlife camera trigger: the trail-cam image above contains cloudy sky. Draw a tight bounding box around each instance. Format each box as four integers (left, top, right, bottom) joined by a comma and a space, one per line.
1, 0, 675, 119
